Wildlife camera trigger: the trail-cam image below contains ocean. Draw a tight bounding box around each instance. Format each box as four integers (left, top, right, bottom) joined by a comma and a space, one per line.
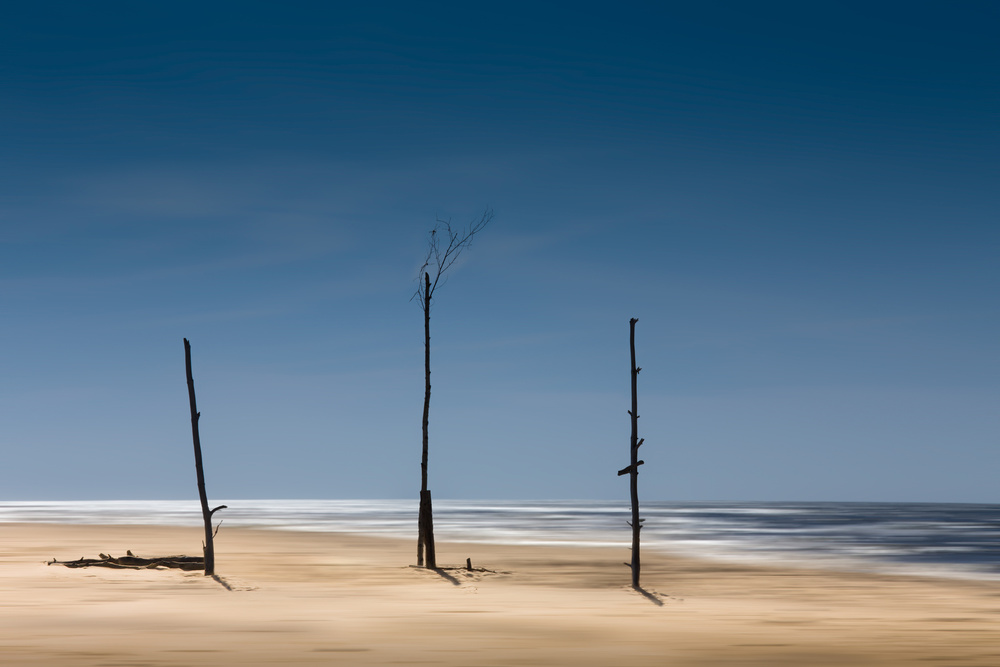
2, 499, 998, 581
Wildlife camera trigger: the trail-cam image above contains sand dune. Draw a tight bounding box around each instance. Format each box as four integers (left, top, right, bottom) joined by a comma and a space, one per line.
1, 523, 998, 666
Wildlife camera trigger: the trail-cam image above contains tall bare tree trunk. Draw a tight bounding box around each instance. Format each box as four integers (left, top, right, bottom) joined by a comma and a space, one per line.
618, 318, 644, 588
412, 210, 489, 569
418, 272, 437, 568
184, 338, 224, 576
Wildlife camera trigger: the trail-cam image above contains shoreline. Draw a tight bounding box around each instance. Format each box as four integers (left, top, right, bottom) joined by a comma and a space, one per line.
6, 515, 995, 585
3, 499, 996, 585
2, 523, 999, 666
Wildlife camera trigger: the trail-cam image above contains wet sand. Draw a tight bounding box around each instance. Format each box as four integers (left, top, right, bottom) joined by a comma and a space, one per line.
1, 522, 998, 666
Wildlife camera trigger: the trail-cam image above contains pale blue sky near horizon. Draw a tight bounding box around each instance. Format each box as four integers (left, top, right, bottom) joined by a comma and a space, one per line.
1, 1, 997, 503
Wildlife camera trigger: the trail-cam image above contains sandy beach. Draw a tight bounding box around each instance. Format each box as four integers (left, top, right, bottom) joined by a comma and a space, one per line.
1, 523, 998, 666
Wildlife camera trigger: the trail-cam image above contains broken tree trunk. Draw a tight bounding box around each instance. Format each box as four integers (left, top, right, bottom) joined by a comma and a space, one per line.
617, 317, 644, 588
418, 271, 437, 568
184, 338, 225, 577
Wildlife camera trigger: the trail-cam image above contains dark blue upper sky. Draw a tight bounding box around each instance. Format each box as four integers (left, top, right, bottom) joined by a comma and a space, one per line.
1, 1, 997, 501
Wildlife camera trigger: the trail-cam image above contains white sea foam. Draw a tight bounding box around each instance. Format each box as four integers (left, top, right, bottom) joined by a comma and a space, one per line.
2, 499, 998, 581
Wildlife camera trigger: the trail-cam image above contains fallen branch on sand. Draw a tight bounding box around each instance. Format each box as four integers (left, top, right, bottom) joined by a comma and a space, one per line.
47, 551, 204, 571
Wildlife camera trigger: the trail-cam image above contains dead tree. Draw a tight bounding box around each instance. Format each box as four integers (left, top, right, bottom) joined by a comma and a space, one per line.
617, 318, 644, 588
184, 338, 226, 576
413, 208, 492, 568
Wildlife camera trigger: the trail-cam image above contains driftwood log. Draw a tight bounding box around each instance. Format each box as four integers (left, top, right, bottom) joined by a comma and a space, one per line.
48, 551, 204, 571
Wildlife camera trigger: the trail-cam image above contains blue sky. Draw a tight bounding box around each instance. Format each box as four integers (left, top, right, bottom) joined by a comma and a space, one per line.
1, 2, 997, 502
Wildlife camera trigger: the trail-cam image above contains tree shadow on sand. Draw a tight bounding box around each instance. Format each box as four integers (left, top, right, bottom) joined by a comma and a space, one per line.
409, 565, 461, 586
410, 563, 508, 587
429, 568, 462, 586
633, 585, 665, 606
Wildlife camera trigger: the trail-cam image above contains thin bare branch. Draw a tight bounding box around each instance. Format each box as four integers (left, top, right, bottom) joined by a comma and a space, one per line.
413, 207, 493, 307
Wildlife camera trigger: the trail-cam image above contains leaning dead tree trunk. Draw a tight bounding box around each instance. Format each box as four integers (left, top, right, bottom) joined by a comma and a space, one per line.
184, 338, 226, 577
617, 318, 644, 588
